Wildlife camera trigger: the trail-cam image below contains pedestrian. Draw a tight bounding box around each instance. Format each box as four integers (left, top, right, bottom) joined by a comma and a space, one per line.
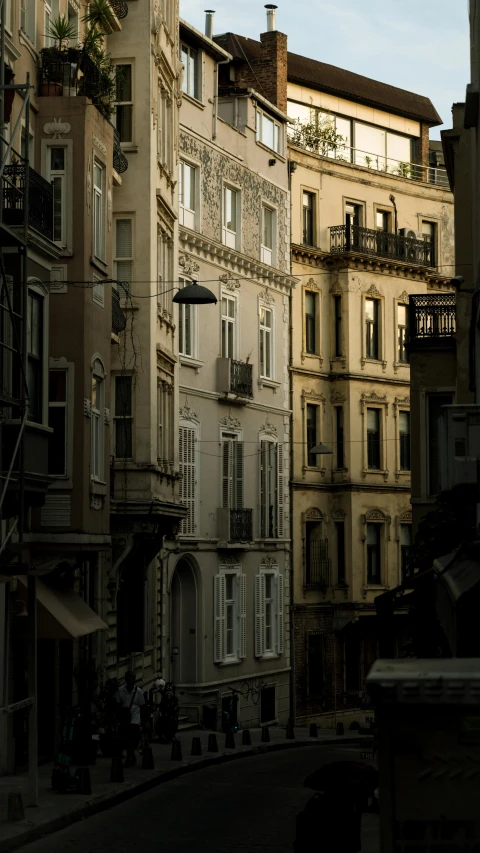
116, 671, 145, 767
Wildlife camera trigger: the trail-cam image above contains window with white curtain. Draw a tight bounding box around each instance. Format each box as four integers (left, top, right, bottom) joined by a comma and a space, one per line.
179, 161, 197, 229
259, 306, 273, 379
178, 277, 196, 358
261, 205, 275, 265
214, 569, 246, 663
222, 186, 239, 249
114, 218, 133, 296
179, 423, 196, 534
254, 568, 284, 658
221, 294, 236, 359
93, 161, 106, 260
260, 440, 284, 539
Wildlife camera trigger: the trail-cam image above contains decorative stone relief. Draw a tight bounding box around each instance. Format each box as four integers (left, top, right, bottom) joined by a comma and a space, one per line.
365, 283, 381, 297
260, 555, 278, 568
43, 118, 71, 138
179, 397, 197, 421
84, 398, 92, 417
395, 396, 410, 406
330, 279, 342, 294
330, 391, 346, 403
398, 290, 409, 304
220, 411, 241, 430
152, 0, 162, 33
260, 286, 275, 304
306, 277, 320, 291
219, 274, 241, 291
93, 134, 107, 156
104, 408, 111, 426
219, 556, 241, 568
260, 415, 277, 437
179, 253, 200, 277
361, 391, 387, 403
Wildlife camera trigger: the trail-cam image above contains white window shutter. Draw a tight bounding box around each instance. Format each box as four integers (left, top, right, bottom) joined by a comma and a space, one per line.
260, 441, 268, 537
179, 425, 196, 534
239, 573, 246, 659
276, 573, 284, 654
254, 573, 265, 657
222, 440, 233, 508
214, 574, 226, 663
235, 441, 244, 509
277, 442, 284, 538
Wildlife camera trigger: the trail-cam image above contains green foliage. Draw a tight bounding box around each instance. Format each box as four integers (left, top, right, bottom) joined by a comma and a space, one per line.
46, 14, 78, 51
81, 0, 117, 33
289, 115, 348, 158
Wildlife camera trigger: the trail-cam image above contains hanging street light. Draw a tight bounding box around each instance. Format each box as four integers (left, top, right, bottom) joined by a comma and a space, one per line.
310, 443, 333, 455
172, 281, 217, 305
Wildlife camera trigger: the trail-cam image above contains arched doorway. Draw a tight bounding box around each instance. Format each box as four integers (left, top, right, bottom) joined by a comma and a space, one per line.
170, 559, 198, 684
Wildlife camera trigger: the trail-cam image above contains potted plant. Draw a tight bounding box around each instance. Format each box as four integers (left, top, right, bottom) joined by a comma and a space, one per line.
40, 15, 78, 96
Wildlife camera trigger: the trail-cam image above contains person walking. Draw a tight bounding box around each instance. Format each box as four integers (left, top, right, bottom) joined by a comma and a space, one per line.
116, 671, 145, 767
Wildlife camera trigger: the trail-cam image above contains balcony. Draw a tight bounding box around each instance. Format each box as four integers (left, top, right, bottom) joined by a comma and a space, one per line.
112, 288, 127, 335
113, 127, 128, 174
217, 358, 253, 400
305, 539, 332, 589
408, 293, 456, 349
217, 507, 253, 543
39, 49, 115, 123
330, 224, 433, 267
2, 165, 54, 241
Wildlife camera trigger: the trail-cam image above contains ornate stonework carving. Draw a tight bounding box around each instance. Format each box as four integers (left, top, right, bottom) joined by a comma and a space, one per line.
43, 117, 71, 138
179, 253, 200, 277
219, 274, 241, 291
260, 555, 278, 568
330, 391, 346, 404
260, 286, 275, 304
400, 510, 412, 522
179, 397, 197, 421
306, 277, 320, 291
260, 415, 277, 437
306, 508, 324, 520
219, 556, 242, 568
361, 391, 387, 403
93, 134, 107, 156
365, 283, 381, 297
332, 509, 346, 519
398, 290, 409, 304
395, 396, 410, 406
220, 412, 241, 430
330, 280, 342, 294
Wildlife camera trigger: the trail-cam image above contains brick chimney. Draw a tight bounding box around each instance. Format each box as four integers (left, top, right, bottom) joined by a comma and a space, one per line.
259, 5, 287, 113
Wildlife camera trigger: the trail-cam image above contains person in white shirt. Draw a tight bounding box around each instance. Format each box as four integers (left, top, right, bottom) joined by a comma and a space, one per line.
116, 671, 145, 767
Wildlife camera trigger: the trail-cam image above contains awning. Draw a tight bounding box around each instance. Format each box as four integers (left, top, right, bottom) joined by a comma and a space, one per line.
15, 576, 107, 639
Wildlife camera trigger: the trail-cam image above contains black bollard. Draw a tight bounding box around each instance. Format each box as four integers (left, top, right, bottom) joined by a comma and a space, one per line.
286, 719, 295, 739
7, 792, 24, 821
225, 729, 235, 749
261, 726, 270, 743
110, 756, 124, 783
171, 738, 182, 761
309, 722, 318, 738
241, 729, 251, 746
207, 733, 218, 752
75, 766, 92, 795
336, 722, 345, 736
141, 744, 155, 769
191, 736, 202, 756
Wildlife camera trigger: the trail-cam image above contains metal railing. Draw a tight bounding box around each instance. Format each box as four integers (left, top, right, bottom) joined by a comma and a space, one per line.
230, 360, 253, 398
305, 539, 332, 589
112, 126, 128, 174
330, 223, 433, 267
2, 164, 53, 240
287, 130, 449, 187
110, 0, 129, 18
112, 288, 127, 334
408, 293, 456, 342
229, 508, 253, 542
38, 49, 114, 122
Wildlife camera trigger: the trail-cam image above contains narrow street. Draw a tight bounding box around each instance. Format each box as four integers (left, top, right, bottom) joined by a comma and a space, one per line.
16, 745, 379, 853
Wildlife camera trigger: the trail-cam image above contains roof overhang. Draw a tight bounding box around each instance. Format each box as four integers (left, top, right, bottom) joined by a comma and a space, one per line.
180, 19, 231, 63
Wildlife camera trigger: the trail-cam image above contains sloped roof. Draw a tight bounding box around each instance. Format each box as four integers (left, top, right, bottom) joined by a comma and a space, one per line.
214, 33, 442, 126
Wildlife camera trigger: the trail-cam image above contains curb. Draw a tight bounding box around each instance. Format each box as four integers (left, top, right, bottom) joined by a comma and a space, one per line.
1, 735, 371, 852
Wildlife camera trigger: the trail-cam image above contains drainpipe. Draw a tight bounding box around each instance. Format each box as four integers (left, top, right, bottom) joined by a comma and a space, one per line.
389, 194, 397, 235
206, 10, 229, 142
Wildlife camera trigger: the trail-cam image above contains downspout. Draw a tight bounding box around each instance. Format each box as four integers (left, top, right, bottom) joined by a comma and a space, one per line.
212, 56, 229, 141
287, 160, 295, 726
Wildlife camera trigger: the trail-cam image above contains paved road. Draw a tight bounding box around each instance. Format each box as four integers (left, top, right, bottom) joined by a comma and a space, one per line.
18, 745, 377, 853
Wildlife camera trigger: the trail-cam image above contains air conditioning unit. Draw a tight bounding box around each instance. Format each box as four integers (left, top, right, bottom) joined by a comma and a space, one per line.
399, 227, 423, 240
439, 404, 480, 491
399, 228, 424, 262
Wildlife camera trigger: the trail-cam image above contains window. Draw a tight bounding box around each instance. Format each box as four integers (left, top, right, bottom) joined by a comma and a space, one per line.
27, 291, 43, 423
256, 110, 282, 154
179, 161, 196, 229
376, 210, 389, 232
399, 411, 410, 471
305, 290, 317, 355
93, 161, 106, 260
157, 227, 174, 315
114, 218, 133, 296
259, 306, 273, 379
365, 298, 379, 359
114, 64, 133, 144
261, 205, 275, 265
158, 89, 173, 171
47, 146, 67, 246
421, 220, 436, 266
20, 0, 36, 44
260, 685, 276, 724
5, 0, 12, 32
366, 523, 381, 584
305, 520, 329, 587
44, 1, 52, 47
260, 440, 284, 538
179, 424, 196, 534
255, 570, 284, 657
336, 521, 346, 584
181, 43, 198, 99
221, 294, 236, 358
400, 524, 412, 582
221, 434, 244, 509
302, 192, 315, 245
335, 407, 344, 468
92, 274, 104, 308
367, 408, 381, 469
67, 2, 79, 44
306, 403, 318, 467
214, 570, 246, 663
308, 634, 325, 697
398, 303, 409, 364
91, 359, 105, 481
222, 186, 239, 249
427, 394, 453, 496
48, 369, 67, 477
333, 294, 342, 357
178, 278, 196, 358
114, 375, 133, 458
158, 380, 173, 466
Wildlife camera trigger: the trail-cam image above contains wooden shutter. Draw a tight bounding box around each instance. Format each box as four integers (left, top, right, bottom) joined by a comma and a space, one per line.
239, 573, 246, 659
214, 573, 226, 663
222, 440, 233, 508
260, 441, 268, 537
179, 425, 196, 534
277, 442, 284, 538
235, 441, 244, 509
276, 573, 284, 654
254, 573, 265, 657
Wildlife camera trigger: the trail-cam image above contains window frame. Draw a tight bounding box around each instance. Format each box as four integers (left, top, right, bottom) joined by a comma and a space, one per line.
302, 190, 315, 246
181, 42, 200, 100
366, 407, 381, 470
93, 158, 106, 261
113, 373, 133, 459
255, 567, 284, 659
365, 297, 379, 360
42, 140, 73, 251
259, 437, 284, 539
178, 159, 198, 230
333, 294, 342, 358
366, 522, 382, 585
179, 418, 198, 535
220, 431, 244, 510
222, 184, 241, 250
221, 291, 237, 359
259, 304, 274, 380
399, 409, 411, 472
399, 522, 412, 583
305, 402, 319, 468
361, 394, 388, 477
256, 108, 283, 154
420, 219, 438, 267
114, 215, 134, 297
178, 276, 198, 360
47, 360, 73, 484
304, 288, 320, 358
158, 375, 174, 469
114, 62, 134, 145
397, 302, 409, 365
261, 203, 276, 266
20, 0, 36, 45
90, 356, 106, 483
334, 405, 345, 469
335, 520, 346, 585
214, 567, 246, 665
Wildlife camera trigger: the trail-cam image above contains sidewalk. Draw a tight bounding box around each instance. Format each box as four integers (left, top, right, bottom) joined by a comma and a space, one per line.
0, 726, 372, 851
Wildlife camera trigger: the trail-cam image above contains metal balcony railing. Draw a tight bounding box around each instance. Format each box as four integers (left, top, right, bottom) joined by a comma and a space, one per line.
408, 293, 456, 344
305, 539, 332, 589
330, 224, 433, 267
110, 0, 129, 18
2, 165, 53, 240
112, 288, 127, 334
230, 360, 253, 397
230, 508, 253, 542
38, 49, 114, 122
112, 126, 129, 174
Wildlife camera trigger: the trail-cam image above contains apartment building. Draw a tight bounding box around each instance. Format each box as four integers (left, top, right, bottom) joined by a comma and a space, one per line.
161, 12, 295, 729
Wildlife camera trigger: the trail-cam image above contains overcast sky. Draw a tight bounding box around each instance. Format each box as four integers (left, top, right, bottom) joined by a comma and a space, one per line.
180, 0, 469, 140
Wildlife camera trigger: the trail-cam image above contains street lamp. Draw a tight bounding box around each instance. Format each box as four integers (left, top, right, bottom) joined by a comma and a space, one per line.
309, 443, 333, 455
172, 281, 217, 305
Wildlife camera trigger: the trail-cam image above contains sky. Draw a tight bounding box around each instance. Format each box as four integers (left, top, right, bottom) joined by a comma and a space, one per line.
179, 0, 470, 140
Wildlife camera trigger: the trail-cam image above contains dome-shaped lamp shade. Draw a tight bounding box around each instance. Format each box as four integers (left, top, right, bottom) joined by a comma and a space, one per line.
173, 282, 217, 305
310, 443, 333, 455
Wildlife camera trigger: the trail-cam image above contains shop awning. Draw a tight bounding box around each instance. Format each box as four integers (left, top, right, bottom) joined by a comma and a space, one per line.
15, 576, 107, 639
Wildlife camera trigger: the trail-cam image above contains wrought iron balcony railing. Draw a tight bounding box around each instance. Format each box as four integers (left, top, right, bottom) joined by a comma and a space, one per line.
230, 360, 253, 397
230, 508, 253, 542
112, 288, 127, 334
408, 293, 456, 345
112, 126, 129, 174
305, 539, 332, 589
330, 224, 433, 267
110, 0, 129, 18
2, 164, 53, 240
39, 49, 115, 123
